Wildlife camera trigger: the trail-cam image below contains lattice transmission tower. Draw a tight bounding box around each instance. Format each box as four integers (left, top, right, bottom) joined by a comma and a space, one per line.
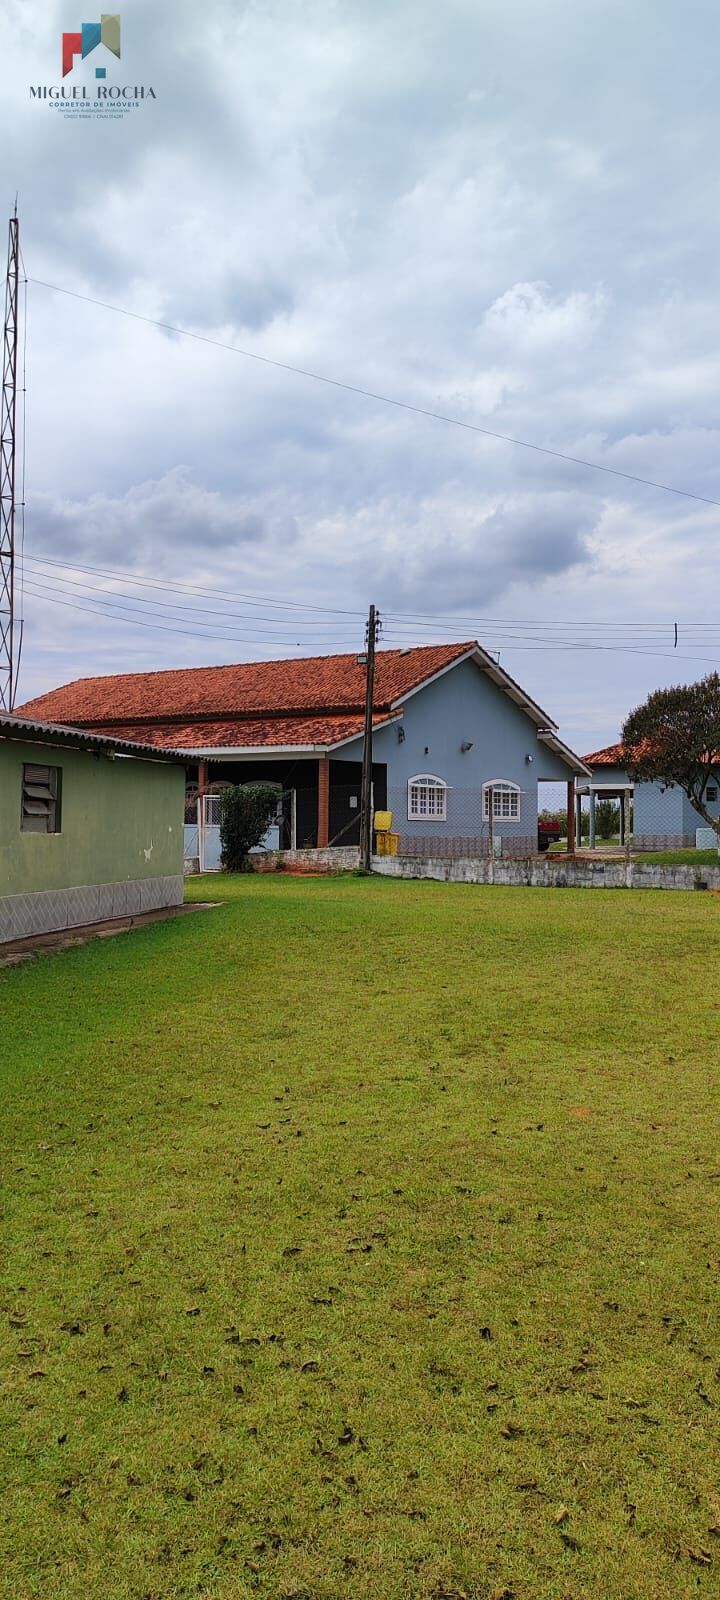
0, 210, 19, 710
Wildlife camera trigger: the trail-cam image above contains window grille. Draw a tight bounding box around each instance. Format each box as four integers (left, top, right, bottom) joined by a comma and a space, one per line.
483, 781, 520, 821
408, 774, 447, 821
21, 764, 62, 834
707, 785, 718, 802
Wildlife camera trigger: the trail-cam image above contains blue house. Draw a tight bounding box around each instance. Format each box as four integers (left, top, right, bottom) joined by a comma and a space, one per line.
19, 642, 589, 858
579, 742, 720, 850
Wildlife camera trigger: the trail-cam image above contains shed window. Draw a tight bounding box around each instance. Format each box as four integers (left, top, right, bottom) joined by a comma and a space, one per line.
408, 774, 447, 821
483, 781, 520, 821
21, 764, 62, 834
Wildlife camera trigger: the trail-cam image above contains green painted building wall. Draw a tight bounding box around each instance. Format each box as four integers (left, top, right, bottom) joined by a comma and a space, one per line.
1, 739, 185, 894
0, 737, 186, 940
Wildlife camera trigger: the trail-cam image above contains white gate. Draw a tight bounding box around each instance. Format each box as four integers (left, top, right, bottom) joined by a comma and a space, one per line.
188, 791, 290, 873
199, 794, 223, 872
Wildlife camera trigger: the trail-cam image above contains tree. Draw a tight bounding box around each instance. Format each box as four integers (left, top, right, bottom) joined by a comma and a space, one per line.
219, 783, 280, 872
622, 673, 720, 846
595, 799, 618, 840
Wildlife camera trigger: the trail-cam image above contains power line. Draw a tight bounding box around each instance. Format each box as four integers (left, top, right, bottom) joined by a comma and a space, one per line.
27, 276, 720, 512
21, 579, 719, 666
22, 550, 366, 617
21, 561, 361, 633
22, 550, 720, 632
33, 556, 715, 644
19, 580, 364, 650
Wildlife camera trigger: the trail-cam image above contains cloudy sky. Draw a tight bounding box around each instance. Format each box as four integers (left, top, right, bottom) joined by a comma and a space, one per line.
4, 0, 720, 750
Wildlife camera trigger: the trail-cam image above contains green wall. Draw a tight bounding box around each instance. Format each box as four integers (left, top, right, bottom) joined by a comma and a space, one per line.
0, 739, 185, 896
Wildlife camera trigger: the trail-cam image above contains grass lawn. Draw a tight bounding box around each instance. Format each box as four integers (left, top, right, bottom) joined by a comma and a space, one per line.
635, 850, 720, 866
2, 874, 720, 1600
547, 845, 719, 866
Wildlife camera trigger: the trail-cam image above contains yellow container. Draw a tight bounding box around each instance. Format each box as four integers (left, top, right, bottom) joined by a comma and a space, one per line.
374, 809, 393, 834
376, 831, 399, 856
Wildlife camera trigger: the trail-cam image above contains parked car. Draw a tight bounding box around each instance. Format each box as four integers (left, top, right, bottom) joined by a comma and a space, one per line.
537, 817, 562, 851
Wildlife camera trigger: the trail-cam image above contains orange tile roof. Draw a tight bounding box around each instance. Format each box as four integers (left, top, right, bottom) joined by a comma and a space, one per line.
77, 712, 395, 751
582, 742, 627, 766
17, 643, 475, 747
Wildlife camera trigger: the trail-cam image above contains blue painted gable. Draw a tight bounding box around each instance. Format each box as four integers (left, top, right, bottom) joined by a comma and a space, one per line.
335, 655, 577, 855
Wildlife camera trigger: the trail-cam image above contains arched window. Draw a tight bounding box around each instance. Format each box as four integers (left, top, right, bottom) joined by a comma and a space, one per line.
483, 780, 520, 820
408, 774, 447, 821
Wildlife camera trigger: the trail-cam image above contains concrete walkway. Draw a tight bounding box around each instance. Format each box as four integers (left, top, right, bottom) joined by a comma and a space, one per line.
0, 901, 221, 968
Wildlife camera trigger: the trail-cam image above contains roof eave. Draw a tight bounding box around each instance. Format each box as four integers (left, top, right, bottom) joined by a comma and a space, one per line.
176, 743, 331, 759
537, 729, 593, 778
0, 714, 187, 764
389, 644, 559, 730
327, 713, 403, 751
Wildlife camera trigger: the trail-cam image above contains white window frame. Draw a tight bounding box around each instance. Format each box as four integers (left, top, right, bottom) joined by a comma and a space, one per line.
407, 774, 447, 822
483, 780, 520, 821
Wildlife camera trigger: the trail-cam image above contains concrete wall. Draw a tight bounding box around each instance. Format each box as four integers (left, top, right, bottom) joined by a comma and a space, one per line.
335, 657, 573, 854
0, 738, 185, 941
373, 853, 720, 891
246, 846, 720, 890
254, 846, 361, 873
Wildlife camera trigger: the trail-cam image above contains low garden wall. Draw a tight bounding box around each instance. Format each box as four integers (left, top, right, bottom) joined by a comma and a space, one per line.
253, 846, 361, 873
252, 847, 720, 891
372, 854, 720, 891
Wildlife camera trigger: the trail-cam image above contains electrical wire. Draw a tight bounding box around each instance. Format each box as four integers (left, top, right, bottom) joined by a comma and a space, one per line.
20, 578, 720, 666
19, 580, 365, 651
21, 550, 720, 634
22, 550, 366, 618
27, 276, 720, 512
21, 562, 363, 634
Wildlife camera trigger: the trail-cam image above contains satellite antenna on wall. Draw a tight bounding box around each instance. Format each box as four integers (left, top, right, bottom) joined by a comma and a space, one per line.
0, 206, 19, 711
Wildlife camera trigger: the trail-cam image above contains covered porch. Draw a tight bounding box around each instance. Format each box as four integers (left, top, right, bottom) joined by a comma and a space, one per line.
574, 779, 634, 849
185, 752, 387, 866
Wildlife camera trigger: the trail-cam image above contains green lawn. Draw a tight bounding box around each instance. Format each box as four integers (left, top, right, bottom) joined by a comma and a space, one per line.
635, 849, 720, 866
547, 844, 719, 866
2, 875, 720, 1600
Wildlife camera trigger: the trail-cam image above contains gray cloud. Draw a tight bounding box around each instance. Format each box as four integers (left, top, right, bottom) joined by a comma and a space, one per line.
4, 0, 720, 741
28, 470, 299, 562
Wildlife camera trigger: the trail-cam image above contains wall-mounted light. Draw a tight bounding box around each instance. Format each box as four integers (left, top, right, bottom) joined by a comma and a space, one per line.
397, 726, 406, 744
424, 746, 429, 756
525, 753, 534, 764
460, 740, 474, 753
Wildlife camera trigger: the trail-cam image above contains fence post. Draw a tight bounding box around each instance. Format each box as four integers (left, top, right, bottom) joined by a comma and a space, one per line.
487, 786, 494, 884
197, 795, 204, 875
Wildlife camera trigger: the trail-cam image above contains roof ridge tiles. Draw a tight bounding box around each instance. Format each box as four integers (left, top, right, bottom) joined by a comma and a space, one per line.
16, 642, 476, 725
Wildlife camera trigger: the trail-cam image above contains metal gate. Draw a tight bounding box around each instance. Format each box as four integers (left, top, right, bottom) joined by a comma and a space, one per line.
186, 791, 292, 873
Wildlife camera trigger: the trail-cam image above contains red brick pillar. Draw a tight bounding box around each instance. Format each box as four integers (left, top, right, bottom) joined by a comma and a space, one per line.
197, 759, 209, 795
566, 779, 576, 853
317, 757, 330, 847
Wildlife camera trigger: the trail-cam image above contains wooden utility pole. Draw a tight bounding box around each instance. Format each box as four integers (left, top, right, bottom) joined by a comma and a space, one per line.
359, 604, 380, 870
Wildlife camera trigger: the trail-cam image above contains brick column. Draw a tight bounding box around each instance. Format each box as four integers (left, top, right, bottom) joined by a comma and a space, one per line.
197, 759, 209, 794
317, 757, 330, 847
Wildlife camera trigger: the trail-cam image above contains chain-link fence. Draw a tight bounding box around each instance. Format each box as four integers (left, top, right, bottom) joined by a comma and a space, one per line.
386, 784, 537, 860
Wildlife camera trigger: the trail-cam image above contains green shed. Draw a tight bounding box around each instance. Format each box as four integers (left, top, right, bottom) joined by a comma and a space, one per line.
0, 714, 186, 943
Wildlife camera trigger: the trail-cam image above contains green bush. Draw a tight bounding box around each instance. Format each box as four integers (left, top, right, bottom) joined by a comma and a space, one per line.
595, 799, 619, 839
219, 783, 280, 873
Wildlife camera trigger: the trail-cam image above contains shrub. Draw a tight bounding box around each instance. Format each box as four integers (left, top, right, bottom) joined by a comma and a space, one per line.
595, 799, 618, 839
219, 784, 280, 873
